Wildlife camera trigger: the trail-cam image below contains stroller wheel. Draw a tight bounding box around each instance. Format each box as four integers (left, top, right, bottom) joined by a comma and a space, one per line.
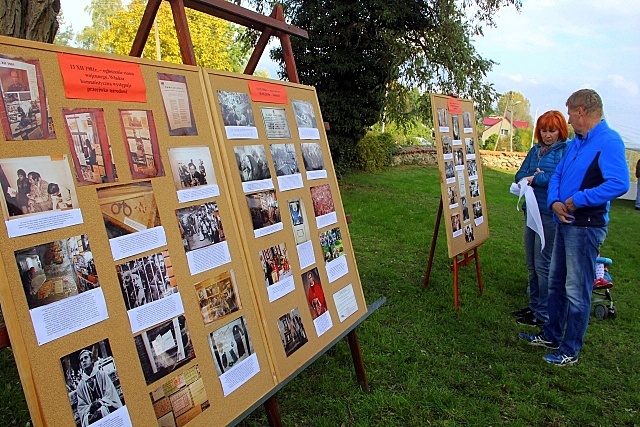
594, 304, 608, 320
609, 306, 617, 319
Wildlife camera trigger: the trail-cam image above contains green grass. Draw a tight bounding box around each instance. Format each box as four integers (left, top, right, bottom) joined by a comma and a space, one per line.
3, 165, 639, 426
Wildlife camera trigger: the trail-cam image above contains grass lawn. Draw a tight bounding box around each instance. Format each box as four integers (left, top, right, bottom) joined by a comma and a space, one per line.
2, 165, 639, 426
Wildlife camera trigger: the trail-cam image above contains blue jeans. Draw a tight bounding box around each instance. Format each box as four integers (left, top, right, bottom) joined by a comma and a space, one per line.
523, 212, 556, 322
635, 182, 640, 208
543, 224, 607, 357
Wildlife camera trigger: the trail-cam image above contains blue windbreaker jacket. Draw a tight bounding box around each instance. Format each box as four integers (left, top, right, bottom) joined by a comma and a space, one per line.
547, 120, 630, 226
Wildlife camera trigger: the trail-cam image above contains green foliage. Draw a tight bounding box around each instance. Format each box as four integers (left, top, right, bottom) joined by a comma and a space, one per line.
251, 0, 520, 172
483, 134, 498, 150
355, 132, 396, 171
53, 11, 73, 47
497, 90, 532, 124
515, 127, 533, 152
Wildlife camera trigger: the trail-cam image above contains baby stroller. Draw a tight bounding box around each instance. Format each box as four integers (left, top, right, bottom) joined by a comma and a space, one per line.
592, 255, 616, 319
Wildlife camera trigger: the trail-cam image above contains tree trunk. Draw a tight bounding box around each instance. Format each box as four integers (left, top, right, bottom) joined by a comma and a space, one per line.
0, 0, 60, 42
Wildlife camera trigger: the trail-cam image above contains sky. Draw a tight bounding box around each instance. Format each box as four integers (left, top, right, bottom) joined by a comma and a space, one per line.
62, 0, 639, 146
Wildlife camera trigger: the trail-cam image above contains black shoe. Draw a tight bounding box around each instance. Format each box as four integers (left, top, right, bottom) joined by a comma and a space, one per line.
516, 312, 546, 327
511, 307, 532, 317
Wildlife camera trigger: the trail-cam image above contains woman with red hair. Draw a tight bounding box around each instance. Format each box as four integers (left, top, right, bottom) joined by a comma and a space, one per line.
512, 110, 570, 327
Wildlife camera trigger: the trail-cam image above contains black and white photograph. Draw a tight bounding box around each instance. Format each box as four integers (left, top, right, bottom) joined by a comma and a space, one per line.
437, 108, 448, 129
261, 107, 292, 139
452, 114, 461, 141
470, 179, 480, 198
441, 135, 452, 156
208, 316, 254, 376
176, 202, 225, 252
473, 200, 484, 220
270, 144, 300, 176
447, 186, 458, 207
15, 235, 98, 310
461, 196, 470, 222
134, 315, 196, 385
464, 224, 475, 243
0, 55, 55, 141
300, 143, 325, 171
454, 148, 464, 167
463, 111, 473, 131
115, 250, 178, 311
61, 339, 126, 427
465, 137, 476, 156
234, 145, 272, 182
467, 159, 478, 179
195, 270, 241, 325
292, 100, 318, 129
217, 91, 255, 127
444, 161, 455, 181
451, 213, 461, 234
167, 146, 216, 191
0, 155, 78, 219
277, 308, 308, 357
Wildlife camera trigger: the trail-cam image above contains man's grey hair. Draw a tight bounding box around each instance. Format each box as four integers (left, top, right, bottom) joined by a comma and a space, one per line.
566, 89, 603, 118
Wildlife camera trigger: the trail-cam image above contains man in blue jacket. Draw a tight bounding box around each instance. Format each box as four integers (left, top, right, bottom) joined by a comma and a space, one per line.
520, 89, 629, 365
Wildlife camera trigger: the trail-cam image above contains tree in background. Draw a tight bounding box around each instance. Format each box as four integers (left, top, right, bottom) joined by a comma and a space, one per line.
249, 0, 520, 172
0, 0, 60, 42
76, 0, 248, 72
54, 11, 74, 47
497, 90, 532, 124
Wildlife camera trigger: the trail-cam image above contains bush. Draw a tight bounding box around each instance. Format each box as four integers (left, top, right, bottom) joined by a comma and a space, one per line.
484, 134, 498, 150
355, 131, 396, 171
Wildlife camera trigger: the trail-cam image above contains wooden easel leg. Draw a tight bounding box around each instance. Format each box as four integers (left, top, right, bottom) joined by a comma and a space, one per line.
424, 199, 443, 287
264, 395, 283, 427
129, 0, 162, 57
473, 248, 484, 293
453, 255, 460, 312
347, 329, 369, 392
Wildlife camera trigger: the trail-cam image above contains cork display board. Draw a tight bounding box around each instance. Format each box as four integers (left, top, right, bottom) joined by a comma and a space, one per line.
203, 71, 368, 381
0, 36, 276, 427
430, 94, 489, 258
0, 35, 369, 427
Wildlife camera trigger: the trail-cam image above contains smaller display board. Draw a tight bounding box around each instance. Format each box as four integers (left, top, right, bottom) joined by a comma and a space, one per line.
430, 94, 489, 258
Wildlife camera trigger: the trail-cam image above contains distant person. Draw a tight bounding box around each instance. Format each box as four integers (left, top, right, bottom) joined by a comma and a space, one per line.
520, 89, 629, 366
512, 110, 569, 327
635, 159, 640, 210
75, 348, 123, 426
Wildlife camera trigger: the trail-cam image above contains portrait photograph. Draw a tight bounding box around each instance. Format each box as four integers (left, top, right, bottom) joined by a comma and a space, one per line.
208, 316, 254, 376
195, 270, 241, 325
302, 267, 327, 319
463, 111, 473, 130
259, 243, 293, 288
134, 315, 196, 385
15, 234, 99, 310
217, 91, 256, 127
0, 155, 78, 221
292, 100, 318, 129
451, 213, 461, 233
63, 108, 118, 185
300, 143, 325, 172
118, 109, 165, 179
452, 114, 461, 140
149, 365, 209, 427
0, 55, 55, 141
464, 224, 475, 243
157, 73, 198, 136
176, 201, 225, 253
61, 339, 125, 427
277, 308, 308, 357
320, 227, 344, 263
115, 250, 178, 311
310, 184, 335, 217
97, 181, 161, 239
167, 146, 216, 191
270, 143, 300, 177
245, 190, 281, 231
461, 196, 470, 222
234, 144, 272, 184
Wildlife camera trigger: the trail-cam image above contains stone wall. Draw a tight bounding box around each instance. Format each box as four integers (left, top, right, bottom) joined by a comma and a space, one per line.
392, 146, 526, 171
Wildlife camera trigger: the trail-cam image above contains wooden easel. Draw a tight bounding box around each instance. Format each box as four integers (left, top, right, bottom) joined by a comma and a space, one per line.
130, 2, 371, 425
424, 199, 484, 311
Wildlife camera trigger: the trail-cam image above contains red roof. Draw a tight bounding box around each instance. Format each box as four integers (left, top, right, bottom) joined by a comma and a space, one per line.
483, 116, 529, 129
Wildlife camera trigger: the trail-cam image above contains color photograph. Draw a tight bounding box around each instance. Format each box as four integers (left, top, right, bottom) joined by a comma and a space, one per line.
61, 339, 125, 427
0, 55, 55, 140
245, 190, 280, 231
167, 146, 215, 190
97, 181, 161, 239
288, 198, 311, 245
259, 243, 292, 288
119, 109, 165, 179
149, 365, 209, 427
116, 250, 177, 311
63, 108, 118, 185
302, 267, 327, 319
195, 270, 241, 325
320, 227, 344, 263
0, 155, 78, 220
277, 308, 308, 357
15, 234, 98, 310
134, 315, 195, 385
310, 184, 335, 217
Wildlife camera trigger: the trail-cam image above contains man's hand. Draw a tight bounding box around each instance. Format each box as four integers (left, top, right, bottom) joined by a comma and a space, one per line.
565, 196, 576, 212
552, 201, 574, 224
